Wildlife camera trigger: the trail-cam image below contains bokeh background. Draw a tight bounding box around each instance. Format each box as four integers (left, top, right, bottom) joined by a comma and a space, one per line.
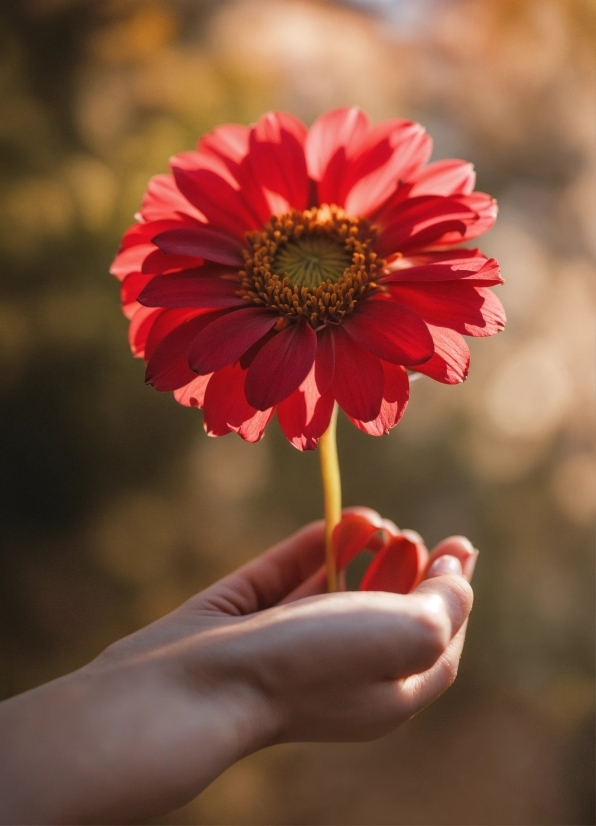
0, 0, 594, 823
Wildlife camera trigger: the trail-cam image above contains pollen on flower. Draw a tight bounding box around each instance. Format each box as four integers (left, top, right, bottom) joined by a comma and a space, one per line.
239, 205, 382, 327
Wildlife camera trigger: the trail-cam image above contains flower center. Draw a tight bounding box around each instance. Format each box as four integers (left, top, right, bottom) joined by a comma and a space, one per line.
273, 235, 351, 288
239, 205, 381, 327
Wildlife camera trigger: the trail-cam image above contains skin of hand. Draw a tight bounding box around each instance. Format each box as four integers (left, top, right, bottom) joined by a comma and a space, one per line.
0, 510, 476, 825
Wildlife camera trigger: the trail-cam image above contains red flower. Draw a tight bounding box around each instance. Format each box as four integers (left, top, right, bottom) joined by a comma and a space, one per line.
112, 108, 504, 450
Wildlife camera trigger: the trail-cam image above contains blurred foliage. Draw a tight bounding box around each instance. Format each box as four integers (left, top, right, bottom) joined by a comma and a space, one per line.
0, 1, 594, 823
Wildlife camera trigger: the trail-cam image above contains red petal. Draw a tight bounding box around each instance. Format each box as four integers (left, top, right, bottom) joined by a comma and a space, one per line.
415, 326, 470, 384
172, 165, 260, 239
378, 193, 476, 228
144, 307, 208, 361
396, 248, 484, 267
389, 282, 506, 337
383, 256, 502, 286
199, 124, 272, 226
455, 192, 498, 241
348, 361, 409, 436
138, 272, 244, 309
360, 534, 429, 594
375, 197, 477, 257
314, 326, 335, 394
140, 248, 203, 275
129, 306, 162, 358
407, 159, 476, 197
188, 307, 278, 375
139, 174, 206, 223
118, 218, 196, 252
249, 112, 309, 212
397, 219, 468, 254
152, 226, 246, 266
245, 321, 317, 410
174, 374, 212, 408
121, 273, 153, 319
344, 121, 432, 216
305, 107, 371, 204
332, 511, 388, 570
110, 243, 156, 280
331, 327, 384, 421
342, 298, 434, 366
199, 123, 251, 164
145, 313, 218, 391
306, 107, 369, 179
203, 363, 274, 442
277, 365, 335, 451
393, 195, 496, 251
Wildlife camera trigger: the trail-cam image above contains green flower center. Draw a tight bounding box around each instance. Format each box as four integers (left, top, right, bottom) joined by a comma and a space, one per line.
274, 236, 352, 288
240, 206, 381, 326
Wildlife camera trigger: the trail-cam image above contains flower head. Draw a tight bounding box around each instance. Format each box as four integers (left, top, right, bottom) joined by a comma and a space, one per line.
112, 108, 504, 449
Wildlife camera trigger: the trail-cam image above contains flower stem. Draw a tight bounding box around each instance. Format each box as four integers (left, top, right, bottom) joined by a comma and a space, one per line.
319, 403, 342, 592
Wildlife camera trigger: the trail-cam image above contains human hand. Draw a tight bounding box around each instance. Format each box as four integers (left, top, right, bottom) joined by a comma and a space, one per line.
0, 512, 477, 824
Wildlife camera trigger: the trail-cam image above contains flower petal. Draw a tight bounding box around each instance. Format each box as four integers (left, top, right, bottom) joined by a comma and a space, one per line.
348, 361, 409, 436
139, 248, 202, 275
414, 326, 470, 384
129, 306, 162, 358
395, 219, 468, 254
407, 159, 476, 197
110, 243, 156, 280
118, 218, 196, 252
152, 226, 246, 266
360, 534, 428, 594
245, 321, 317, 410
344, 121, 432, 217
188, 307, 278, 375
314, 326, 335, 394
139, 174, 206, 223
375, 197, 477, 257
332, 511, 387, 570
138, 271, 244, 309
389, 282, 506, 337
121, 273, 153, 319
383, 255, 502, 286
203, 363, 274, 442
249, 112, 309, 212
454, 192, 498, 241
331, 327, 384, 421
144, 307, 209, 360
199, 123, 251, 164
174, 374, 212, 408
199, 123, 272, 225
305, 107, 371, 204
145, 312, 219, 391
342, 298, 434, 366
172, 164, 261, 239
277, 365, 335, 451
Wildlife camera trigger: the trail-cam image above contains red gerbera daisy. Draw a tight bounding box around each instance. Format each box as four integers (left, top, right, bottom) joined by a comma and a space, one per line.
111, 107, 504, 451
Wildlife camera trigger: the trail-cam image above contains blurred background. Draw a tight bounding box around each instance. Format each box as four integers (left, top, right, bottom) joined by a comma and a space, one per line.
0, 0, 594, 823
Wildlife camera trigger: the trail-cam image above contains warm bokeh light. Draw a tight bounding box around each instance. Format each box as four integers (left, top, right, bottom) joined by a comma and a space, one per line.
0, 1, 593, 824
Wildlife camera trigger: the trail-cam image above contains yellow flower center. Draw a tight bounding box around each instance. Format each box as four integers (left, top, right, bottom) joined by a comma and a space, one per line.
239, 205, 381, 327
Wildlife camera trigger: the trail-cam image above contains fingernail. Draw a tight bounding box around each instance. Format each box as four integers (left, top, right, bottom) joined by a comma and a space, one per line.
427, 554, 463, 577
463, 550, 479, 583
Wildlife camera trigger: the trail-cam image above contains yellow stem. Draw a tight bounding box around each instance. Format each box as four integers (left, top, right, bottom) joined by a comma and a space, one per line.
319, 403, 342, 592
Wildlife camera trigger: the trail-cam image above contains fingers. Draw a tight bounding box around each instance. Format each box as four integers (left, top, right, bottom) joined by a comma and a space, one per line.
384, 546, 475, 718
397, 621, 469, 717
193, 521, 326, 615
268, 585, 467, 682
426, 535, 479, 582
191, 508, 388, 616
278, 566, 327, 604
